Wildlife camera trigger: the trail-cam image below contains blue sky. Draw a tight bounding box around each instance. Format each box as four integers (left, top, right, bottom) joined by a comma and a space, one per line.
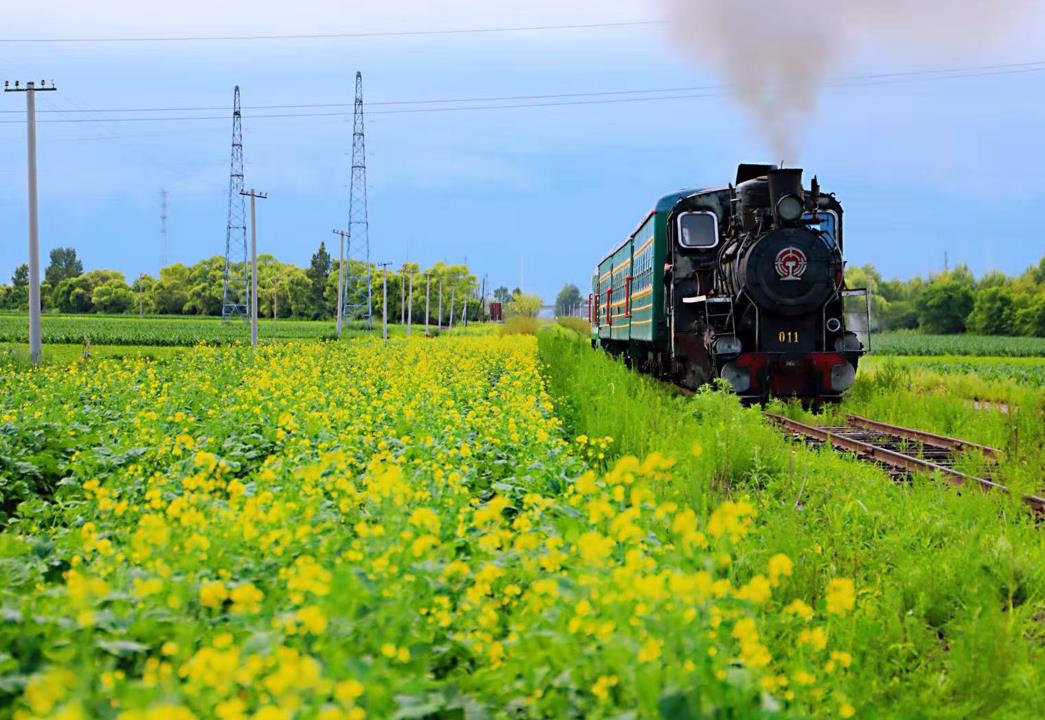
2, 1, 1045, 302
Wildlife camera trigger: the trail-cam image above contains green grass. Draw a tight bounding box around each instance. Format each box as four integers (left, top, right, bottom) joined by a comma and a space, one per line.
862, 354, 1045, 387
872, 331, 1045, 357
538, 329, 1045, 719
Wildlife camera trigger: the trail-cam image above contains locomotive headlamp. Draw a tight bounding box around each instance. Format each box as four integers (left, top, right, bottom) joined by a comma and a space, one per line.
777, 195, 804, 222
825, 317, 842, 333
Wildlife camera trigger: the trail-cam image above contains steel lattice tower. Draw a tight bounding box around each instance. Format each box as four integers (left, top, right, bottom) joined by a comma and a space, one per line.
345, 71, 373, 327
222, 86, 249, 320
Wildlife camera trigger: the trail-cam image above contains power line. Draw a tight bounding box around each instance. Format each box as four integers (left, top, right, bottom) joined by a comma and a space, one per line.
0, 61, 1043, 127
0, 20, 660, 44
6, 58, 1045, 116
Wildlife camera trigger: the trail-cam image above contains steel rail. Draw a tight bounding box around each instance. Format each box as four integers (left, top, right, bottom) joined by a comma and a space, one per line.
764, 413, 1045, 516
846, 414, 1000, 461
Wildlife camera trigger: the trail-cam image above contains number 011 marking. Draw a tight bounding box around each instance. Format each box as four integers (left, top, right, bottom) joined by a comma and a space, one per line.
778, 331, 800, 343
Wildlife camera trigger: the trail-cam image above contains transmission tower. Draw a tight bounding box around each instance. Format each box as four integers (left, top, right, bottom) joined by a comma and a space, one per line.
222, 86, 249, 320
160, 189, 168, 271
345, 71, 373, 328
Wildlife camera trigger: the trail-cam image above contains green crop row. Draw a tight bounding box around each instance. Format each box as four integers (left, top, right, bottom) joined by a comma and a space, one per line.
871, 331, 1045, 357
0, 314, 399, 346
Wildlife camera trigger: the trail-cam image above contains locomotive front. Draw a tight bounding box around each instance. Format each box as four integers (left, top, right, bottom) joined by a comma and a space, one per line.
713, 167, 866, 401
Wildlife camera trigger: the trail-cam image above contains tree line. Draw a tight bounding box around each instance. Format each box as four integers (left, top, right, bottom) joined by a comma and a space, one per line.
846, 254, 1045, 336
0, 245, 484, 322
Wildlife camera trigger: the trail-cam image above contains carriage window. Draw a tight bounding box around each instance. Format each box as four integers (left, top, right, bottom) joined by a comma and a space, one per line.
677, 212, 719, 249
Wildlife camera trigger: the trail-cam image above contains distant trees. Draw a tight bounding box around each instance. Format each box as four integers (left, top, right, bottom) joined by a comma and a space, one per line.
915, 273, 975, 334
967, 286, 1018, 336
0, 248, 487, 320
306, 242, 333, 319
2, 265, 29, 311
555, 283, 582, 316
505, 293, 543, 319
45, 247, 83, 288
847, 254, 1045, 337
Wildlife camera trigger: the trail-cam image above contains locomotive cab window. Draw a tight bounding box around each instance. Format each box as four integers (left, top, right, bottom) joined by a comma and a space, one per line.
803, 210, 839, 249
677, 212, 719, 249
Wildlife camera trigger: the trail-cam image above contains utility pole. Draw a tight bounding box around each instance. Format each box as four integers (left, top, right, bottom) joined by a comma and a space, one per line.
425, 273, 431, 336
407, 270, 414, 337
160, 189, 168, 272
378, 262, 391, 340
438, 278, 444, 330
5, 80, 56, 364
240, 189, 267, 348
449, 287, 456, 330
400, 271, 405, 325
333, 229, 349, 338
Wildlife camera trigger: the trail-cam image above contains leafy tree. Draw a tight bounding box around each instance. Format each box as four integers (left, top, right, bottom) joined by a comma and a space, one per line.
967, 286, 1019, 335
505, 293, 543, 319
91, 279, 134, 314
916, 275, 974, 334
3, 265, 29, 310
879, 301, 919, 331
1016, 292, 1045, 337
45, 247, 83, 288
132, 274, 156, 315
54, 276, 94, 313
183, 257, 225, 316
307, 243, 333, 319
493, 286, 512, 304
555, 283, 582, 317
151, 264, 192, 315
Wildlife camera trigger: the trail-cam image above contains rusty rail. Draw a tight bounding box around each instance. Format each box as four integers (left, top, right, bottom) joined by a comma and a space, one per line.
764, 413, 1045, 516
846, 414, 1000, 461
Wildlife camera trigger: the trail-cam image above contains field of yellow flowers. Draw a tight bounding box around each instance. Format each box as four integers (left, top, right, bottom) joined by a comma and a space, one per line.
0, 336, 864, 719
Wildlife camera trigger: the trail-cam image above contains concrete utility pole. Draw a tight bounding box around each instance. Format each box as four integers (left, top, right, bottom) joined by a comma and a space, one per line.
462, 291, 468, 327
400, 271, 405, 325
407, 271, 414, 337
5, 80, 56, 364
160, 189, 168, 272
378, 262, 391, 340
438, 278, 444, 330
240, 189, 268, 348
424, 274, 431, 336
332, 229, 349, 338
449, 287, 456, 330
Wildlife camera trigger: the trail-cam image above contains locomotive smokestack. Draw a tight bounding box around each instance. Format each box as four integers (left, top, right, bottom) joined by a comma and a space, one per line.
768, 168, 803, 223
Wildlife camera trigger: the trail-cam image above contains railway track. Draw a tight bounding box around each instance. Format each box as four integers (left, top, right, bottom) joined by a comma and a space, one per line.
765, 412, 1045, 516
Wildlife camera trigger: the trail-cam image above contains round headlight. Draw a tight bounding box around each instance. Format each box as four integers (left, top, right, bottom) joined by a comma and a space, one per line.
825, 317, 842, 333
777, 195, 803, 222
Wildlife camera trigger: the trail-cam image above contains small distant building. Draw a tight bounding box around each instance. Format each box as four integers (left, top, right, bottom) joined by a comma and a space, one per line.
489, 302, 503, 322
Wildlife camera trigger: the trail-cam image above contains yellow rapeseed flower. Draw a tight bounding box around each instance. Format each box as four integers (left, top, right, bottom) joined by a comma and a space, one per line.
826, 578, 856, 615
